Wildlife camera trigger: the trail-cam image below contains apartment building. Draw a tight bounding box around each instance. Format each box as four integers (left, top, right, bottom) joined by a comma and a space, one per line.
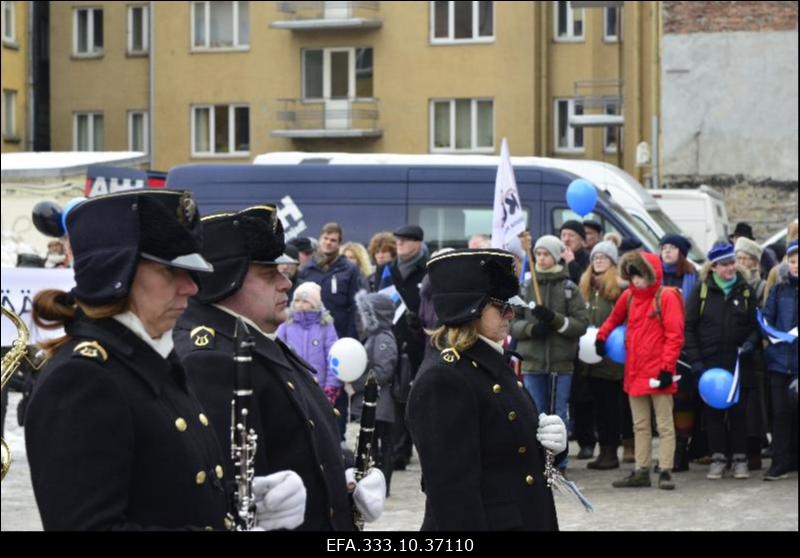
48, 1, 660, 184
1, 0, 27, 152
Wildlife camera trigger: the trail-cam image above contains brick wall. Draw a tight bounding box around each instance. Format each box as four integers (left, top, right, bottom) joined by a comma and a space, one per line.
663, 1, 798, 34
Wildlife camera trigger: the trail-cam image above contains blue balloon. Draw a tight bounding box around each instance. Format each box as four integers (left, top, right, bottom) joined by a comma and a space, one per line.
566, 179, 598, 217
606, 325, 626, 364
699, 368, 737, 410
61, 197, 87, 234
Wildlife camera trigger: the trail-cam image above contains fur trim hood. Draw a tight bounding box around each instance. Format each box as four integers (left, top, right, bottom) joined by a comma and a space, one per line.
618, 251, 662, 286
355, 290, 395, 335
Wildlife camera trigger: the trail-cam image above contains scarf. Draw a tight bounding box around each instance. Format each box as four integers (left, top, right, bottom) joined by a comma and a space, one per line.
535, 264, 564, 274
712, 273, 738, 296
113, 311, 174, 358
314, 250, 339, 272
397, 248, 425, 280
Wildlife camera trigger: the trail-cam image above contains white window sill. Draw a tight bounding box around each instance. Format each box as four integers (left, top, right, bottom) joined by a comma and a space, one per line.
126, 50, 149, 57
190, 46, 250, 54
72, 51, 104, 59
430, 147, 495, 154
554, 147, 586, 155
602, 37, 620, 43
429, 37, 496, 46
553, 37, 585, 43
603, 148, 619, 155
3, 135, 21, 143
191, 152, 251, 159
2, 39, 19, 49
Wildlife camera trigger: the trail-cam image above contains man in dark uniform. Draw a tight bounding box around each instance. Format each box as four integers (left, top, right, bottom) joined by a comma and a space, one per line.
406, 249, 567, 531
25, 190, 305, 531
174, 206, 385, 531
374, 224, 428, 471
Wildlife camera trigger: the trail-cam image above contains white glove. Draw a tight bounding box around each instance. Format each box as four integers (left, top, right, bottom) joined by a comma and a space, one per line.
537, 413, 567, 454
252, 470, 306, 531
349, 468, 386, 523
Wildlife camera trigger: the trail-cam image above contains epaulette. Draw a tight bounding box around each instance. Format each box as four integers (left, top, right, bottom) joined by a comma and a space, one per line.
190, 325, 216, 350
72, 340, 108, 363
440, 347, 460, 364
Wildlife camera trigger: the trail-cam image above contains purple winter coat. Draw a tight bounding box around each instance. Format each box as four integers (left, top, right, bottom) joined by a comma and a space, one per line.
276, 310, 341, 391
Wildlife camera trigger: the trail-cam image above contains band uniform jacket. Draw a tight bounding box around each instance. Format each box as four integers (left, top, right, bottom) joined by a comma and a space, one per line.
24, 314, 231, 531
174, 300, 354, 531
406, 339, 559, 531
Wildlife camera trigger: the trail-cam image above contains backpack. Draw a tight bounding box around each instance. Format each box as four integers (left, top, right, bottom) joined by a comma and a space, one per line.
625, 286, 682, 326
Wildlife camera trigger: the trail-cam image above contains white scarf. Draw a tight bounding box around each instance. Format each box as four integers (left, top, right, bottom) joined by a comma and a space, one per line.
112, 311, 174, 359
213, 304, 277, 341
478, 335, 505, 355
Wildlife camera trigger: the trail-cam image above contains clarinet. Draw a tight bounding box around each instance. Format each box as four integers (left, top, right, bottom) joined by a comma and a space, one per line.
231, 318, 258, 531
352, 371, 378, 531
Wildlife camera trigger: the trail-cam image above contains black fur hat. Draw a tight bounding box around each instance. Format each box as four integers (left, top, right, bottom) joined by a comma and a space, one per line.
426, 249, 519, 326
193, 205, 286, 304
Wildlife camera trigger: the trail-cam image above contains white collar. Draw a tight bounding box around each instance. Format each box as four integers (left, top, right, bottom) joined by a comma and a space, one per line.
478, 335, 505, 355
112, 311, 174, 359
212, 304, 277, 340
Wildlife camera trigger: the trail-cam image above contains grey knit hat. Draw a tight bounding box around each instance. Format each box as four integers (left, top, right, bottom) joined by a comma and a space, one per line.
534, 235, 565, 263
591, 240, 619, 264
734, 236, 763, 261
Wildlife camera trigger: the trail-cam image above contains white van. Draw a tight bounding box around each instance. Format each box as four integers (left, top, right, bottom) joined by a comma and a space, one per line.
649, 186, 730, 253
254, 151, 706, 263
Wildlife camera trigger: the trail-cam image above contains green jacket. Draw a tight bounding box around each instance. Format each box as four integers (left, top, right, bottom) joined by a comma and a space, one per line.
510, 266, 588, 374
576, 287, 625, 381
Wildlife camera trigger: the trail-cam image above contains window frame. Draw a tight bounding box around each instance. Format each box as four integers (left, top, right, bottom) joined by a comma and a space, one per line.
73, 7, 104, 57
191, 1, 250, 52
429, 1, 495, 45
301, 47, 374, 101
3, 89, 17, 139
73, 112, 104, 151
553, 1, 584, 43
603, 5, 621, 43
191, 103, 250, 158
128, 110, 149, 153
2, 1, 17, 46
429, 97, 495, 154
553, 97, 585, 154
602, 97, 621, 154
127, 4, 149, 55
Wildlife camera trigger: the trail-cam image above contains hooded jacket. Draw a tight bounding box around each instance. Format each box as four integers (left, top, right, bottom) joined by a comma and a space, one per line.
276, 309, 341, 391
597, 252, 685, 396
349, 291, 398, 423
762, 263, 798, 376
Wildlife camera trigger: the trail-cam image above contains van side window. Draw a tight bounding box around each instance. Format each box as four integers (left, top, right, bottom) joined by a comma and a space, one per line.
551, 207, 622, 237
410, 205, 529, 251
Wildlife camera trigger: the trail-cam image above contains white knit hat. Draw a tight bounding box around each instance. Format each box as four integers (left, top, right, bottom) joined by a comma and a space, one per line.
534, 235, 565, 263
293, 281, 323, 309
734, 236, 763, 261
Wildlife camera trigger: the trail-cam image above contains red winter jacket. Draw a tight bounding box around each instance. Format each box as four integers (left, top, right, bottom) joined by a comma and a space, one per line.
597, 252, 685, 396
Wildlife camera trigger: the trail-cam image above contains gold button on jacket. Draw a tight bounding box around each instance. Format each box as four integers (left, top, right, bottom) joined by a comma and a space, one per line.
196, 471, 207, 485
507, 411, 518, 421
215, 465, 224, 479
199, 413, 209, 426
518, 446, 527, 455
287, 381, 296, 391
175, 418, 188, 432
525, 475, 535, 485
492, 384, 502, 394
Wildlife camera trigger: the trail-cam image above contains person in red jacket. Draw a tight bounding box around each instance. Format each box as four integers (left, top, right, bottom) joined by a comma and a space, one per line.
595, 251, 685, 490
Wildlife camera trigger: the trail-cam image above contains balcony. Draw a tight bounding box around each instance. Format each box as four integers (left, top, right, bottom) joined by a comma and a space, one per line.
273, 98, 382, 139
569, 79, 624, 128
271, 1, 382, 30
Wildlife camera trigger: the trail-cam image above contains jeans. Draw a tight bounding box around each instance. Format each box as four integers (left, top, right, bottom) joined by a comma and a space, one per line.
523, 372, 573, 469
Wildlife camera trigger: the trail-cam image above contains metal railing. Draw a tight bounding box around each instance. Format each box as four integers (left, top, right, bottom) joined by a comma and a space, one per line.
573, 79, 623, 110
274, 98, 381, 137
275, 1, 380, 21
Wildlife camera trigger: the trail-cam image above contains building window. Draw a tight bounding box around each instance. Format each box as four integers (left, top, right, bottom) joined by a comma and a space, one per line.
603, 99, 620, 153
302, 47, 373, 99
553, 1, 583, 41
128, 111, 148, 152
128, 5, 149, 54
73, 8, 103, 56
3, 89, 17, 139
554, 98, 584, 153
2, 1, 16, 45
74, 112, 104, 151
192, 104, 249, 156
192, 1, 249, 50
604, 5, 620, 42
430, 98, 494, 153
431, 1, 493, 43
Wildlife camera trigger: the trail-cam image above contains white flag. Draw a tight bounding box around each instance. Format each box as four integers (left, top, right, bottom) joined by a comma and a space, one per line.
491, 138, 526, 250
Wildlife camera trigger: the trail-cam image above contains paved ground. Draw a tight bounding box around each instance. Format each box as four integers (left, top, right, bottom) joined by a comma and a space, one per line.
2, 393, 797, 531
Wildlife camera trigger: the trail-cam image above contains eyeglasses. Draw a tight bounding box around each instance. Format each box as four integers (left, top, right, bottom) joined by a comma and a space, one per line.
488, 297, 514, 316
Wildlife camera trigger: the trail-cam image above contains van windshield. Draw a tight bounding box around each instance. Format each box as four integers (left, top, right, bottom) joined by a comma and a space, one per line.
601, 195, 662, 250
648, 208, 706, 263
409, 206, 530, 250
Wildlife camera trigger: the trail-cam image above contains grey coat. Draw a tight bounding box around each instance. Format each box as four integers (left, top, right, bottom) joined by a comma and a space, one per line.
350, 291, 398, 423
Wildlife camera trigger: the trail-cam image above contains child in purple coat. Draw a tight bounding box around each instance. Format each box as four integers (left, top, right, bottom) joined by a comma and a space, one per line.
277, 281, 341, 405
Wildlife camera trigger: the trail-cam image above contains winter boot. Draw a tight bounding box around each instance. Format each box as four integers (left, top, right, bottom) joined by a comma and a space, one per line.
587, 445, 620, 470
576, 444, 595, 460
658, 470, 675, 490
707, 453, 727, 479
673, 437, 690, 472
612, 468, 651, 488
732, 454, 750, 479
621, 438, 635, 463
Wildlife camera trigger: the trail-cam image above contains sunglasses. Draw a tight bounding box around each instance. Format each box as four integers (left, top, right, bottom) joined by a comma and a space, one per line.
488, 297, 514, 316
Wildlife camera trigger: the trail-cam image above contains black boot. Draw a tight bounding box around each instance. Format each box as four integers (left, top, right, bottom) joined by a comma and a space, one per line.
576, 444, 595, 460
587, 445, 620, 470
673, 437, 690, 472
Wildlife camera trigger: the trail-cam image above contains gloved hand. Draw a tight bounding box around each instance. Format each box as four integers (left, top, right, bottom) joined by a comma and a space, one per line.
323, 386, 340, 407
739, 341, 755, 356
595, 339, 607, 357
691, 361, 705, 376
536, 413, 567, 454
529, 322, 551, 339
532, 304, 556, 324
252, 470, 306, 531
656, 370, 673, 389
346, 468, 386, 523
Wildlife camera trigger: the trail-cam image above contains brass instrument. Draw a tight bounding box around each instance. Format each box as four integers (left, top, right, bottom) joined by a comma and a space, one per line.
1, 306, 30, 481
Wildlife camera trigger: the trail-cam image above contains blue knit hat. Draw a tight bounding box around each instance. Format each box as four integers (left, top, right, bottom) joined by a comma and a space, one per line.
659, 233, 691, 258
708, 242, 735, 265
787, 240, 798, 257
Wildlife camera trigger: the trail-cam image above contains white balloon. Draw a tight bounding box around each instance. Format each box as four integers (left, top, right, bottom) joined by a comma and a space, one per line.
328, 337, 368, 382
578, 326, 602, 364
